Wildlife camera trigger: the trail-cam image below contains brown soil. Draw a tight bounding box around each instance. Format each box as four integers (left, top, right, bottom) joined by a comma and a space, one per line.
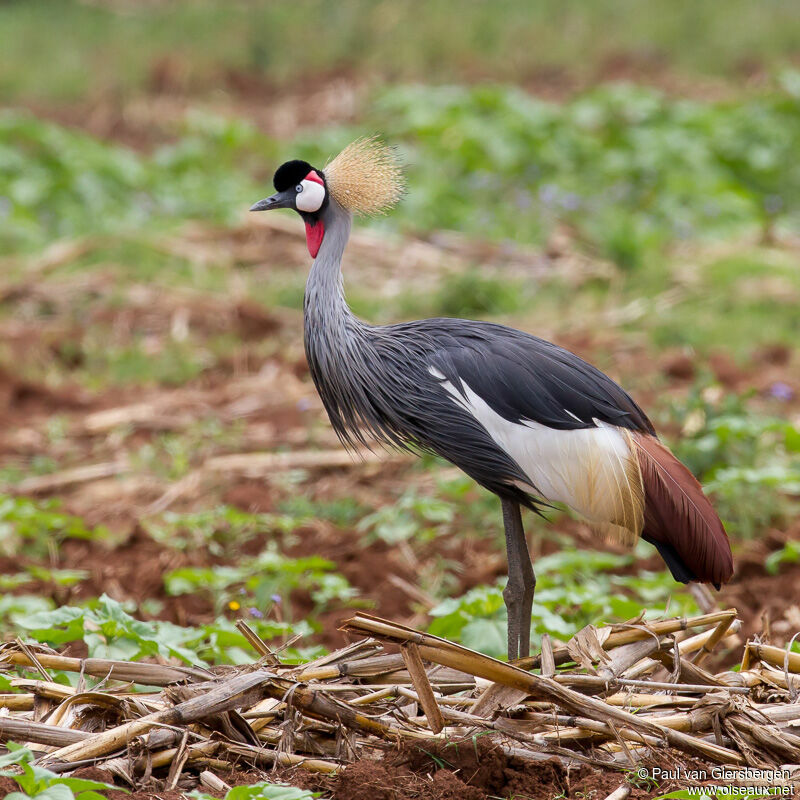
0, 367, 91, 424
285, 739, 681, 799
60, 527, 217, 626
0, 292, 798, 654
0, 205, 798, 797
720, 523, 800, 646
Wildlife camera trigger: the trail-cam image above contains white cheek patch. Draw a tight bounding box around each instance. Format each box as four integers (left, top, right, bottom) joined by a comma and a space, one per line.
296, 179, 326, 213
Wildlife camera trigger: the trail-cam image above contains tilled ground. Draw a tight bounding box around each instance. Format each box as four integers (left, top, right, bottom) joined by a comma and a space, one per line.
1, 222, 799, 656
1, 213, 799, 798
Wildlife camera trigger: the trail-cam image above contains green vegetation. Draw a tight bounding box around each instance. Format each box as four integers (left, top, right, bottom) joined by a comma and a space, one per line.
365, 81, 800, 266
0, 496, 108, 559
6, 80, 800, 269
0, 110, 271, 255
190, 783, 318, 800
429, 545, 699, 658
670, 385, 800, 536
357, 489, 455, 544
165, 547, 359, 616
3, 0, 800, 103
2, 5, 800, 793
14, 594, 320, 669
143, 505, 279, 555
0, 743, 123, 800
766, 540, 800, 574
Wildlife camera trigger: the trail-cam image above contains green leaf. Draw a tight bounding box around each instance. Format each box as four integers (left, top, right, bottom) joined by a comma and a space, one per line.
226, 783, 319, 800
51, 777, 123, 794
0, 742, 34, 769
32, 787, 77, 800
460, 618, 507, 657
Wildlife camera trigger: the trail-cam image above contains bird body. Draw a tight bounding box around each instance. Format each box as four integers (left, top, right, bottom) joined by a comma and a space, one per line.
252, 138, 734, 660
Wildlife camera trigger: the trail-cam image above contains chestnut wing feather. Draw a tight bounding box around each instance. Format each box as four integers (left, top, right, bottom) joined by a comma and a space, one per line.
634, 433, 733, 586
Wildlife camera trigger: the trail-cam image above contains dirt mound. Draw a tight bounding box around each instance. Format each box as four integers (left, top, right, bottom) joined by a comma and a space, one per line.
57, 526, 215, 626
720, 523, 800, 646
0, 368, 89, 422
293, 740, 655, 799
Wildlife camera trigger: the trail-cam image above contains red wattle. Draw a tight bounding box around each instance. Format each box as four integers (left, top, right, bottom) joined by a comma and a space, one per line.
305, 220, 325, 258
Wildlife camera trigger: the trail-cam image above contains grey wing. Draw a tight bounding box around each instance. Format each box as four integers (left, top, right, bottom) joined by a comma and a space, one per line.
424, 321, 655, 435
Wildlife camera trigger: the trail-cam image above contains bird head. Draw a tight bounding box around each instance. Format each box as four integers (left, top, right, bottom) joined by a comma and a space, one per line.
250, 159, 328, 257
250, 137, 405, 258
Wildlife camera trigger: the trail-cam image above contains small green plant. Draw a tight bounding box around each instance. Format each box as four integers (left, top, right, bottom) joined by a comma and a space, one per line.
143, 505, 278, 555
25, 566, 89, 587
189, 781, 320, 800
13, 594, 321, 668
164, 546, 359, 617
0, 743, 124, 799
357, 489, 454, 544
669, 388, 800, 537
765, 540, 800, 574
624, 765, 659, 791
429, 545, 699, 658
0, 496, 107, 560
0, 595, 54, 625
16, 594, 201, 664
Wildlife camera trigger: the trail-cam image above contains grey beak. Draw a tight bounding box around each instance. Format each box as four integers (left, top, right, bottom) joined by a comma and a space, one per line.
250, 190, 293, 212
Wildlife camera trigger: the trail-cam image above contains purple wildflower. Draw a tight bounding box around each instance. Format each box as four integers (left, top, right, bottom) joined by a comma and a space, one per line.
538, 183, 559, 207
769, 382, 794, 401
560, 192, 581, 211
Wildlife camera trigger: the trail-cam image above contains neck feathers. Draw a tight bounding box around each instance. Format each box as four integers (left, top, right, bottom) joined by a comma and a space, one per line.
304, 199, 352, 325
303, 199, 376, 450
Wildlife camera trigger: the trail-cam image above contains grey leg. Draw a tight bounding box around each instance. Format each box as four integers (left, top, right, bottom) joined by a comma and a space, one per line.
501, 498, 536, 661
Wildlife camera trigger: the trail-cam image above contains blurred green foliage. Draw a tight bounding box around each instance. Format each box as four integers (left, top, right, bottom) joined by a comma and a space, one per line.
357, 489, 454, 544
0, 111, 272, 254
6, 81, 800, 267
164, 546, 359, 617
0, 495, 108, 560
766, 540, 800, 575
366, 82, 800, 266
143, 505, 278, 555
670, 387, 800, 536
4, 0, 800, 102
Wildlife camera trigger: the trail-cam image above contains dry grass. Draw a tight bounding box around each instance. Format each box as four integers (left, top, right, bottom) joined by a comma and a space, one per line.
1, 609, 800, 793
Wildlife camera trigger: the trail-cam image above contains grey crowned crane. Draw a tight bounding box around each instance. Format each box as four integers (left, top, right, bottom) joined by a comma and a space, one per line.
251, 138, 734, 662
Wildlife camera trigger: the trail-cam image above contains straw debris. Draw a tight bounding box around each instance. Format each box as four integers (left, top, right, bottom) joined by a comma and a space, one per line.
0, 609, 798, 793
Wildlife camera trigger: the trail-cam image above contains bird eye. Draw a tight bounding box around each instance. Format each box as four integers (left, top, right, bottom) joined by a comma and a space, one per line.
295, 184, 304, 193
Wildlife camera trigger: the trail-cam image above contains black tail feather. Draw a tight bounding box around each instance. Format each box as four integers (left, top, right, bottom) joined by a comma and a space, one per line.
642, 533, 698, 584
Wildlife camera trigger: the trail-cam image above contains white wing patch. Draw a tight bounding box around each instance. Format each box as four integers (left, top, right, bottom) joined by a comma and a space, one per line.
430, 367, 644, 542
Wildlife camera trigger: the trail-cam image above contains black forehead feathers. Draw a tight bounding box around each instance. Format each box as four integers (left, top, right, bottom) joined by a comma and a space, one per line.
273, 159, 319, 192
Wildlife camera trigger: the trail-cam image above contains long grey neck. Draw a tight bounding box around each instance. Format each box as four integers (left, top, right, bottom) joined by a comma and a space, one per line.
303, 199, 380, 448
303, 199, 358, 334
